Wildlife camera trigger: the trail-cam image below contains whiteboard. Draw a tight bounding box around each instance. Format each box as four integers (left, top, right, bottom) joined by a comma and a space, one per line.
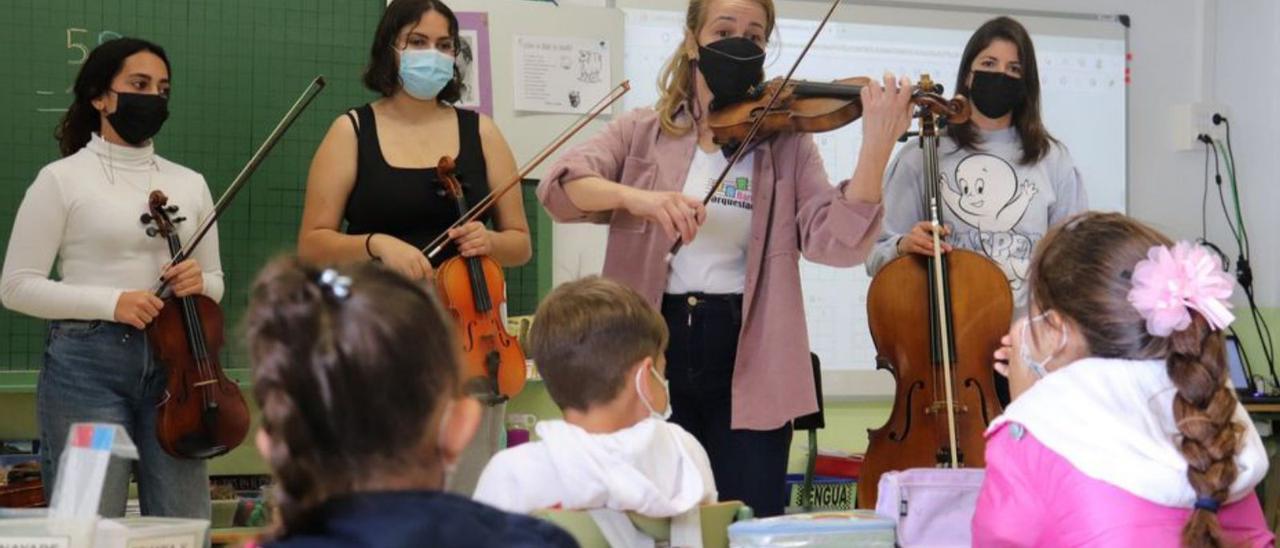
569, 2, 1126, 382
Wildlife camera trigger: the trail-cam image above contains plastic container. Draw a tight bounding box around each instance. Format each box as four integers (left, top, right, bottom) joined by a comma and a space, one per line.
0, 516, 98, 548
92, 517, 208, 548
729, 510, 895, 547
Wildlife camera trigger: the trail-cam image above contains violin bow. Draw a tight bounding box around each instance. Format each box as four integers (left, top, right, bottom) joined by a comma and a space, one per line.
154, 76, 327, 294
669, 0, 843, 257
423, 80, 632, 260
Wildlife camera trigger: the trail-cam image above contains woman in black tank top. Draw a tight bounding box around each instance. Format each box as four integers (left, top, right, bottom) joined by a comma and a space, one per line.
298, 0, 530, 281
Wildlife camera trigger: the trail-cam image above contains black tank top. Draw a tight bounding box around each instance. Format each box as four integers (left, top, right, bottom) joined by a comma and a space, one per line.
343, 104, 491, 266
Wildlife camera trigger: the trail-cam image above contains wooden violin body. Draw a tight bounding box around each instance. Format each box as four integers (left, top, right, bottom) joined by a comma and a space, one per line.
708, 76, 971, 148
435, 254, 527, 399
143, 191, 249, 460
858, 75, 1009, 508
432, 157, 527, 401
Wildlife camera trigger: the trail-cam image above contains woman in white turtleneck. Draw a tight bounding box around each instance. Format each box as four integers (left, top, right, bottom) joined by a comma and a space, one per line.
0, 38, 220, 520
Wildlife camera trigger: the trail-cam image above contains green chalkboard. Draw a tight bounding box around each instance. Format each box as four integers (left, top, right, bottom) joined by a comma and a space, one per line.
0, 0, 550, 373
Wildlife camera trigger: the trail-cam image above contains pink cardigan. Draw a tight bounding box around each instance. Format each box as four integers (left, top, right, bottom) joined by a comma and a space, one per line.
538, 108, 883, 430
973, 423, 1274, 547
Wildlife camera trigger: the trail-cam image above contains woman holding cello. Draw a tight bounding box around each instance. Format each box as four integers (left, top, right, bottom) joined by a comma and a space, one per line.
0, 38, 219, 519
538, 0, 913, 516
867, 17, 1087, 322
866, 16, 1087, 405
296, 0, 530, 495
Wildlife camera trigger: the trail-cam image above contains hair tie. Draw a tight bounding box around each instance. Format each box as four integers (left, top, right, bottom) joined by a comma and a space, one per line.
1126, 241, 1235, 337
316, 268, 352, 300
1194, 497, 1221, 513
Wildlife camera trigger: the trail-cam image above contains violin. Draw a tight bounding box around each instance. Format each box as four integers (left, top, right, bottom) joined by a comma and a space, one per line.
143, 191, 249, 459
858, 74, 1011, 508
141, 77, 325, 459
433, 156, 527, 402
708, 76, 971, 150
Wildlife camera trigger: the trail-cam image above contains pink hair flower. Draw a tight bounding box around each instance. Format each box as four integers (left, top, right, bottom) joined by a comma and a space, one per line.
1127, 241, 1235, 337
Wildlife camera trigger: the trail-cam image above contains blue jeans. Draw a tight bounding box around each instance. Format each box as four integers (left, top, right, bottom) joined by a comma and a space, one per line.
662, 293, 794, 518
38, 320, 210, 519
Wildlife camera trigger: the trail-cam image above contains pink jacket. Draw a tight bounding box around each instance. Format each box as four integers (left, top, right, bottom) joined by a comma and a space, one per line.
973, 423, 1274, 547
538, 108, 883, 430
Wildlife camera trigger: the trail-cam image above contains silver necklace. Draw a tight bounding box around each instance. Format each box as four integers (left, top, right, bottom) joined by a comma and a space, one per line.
95, 140, 158, 192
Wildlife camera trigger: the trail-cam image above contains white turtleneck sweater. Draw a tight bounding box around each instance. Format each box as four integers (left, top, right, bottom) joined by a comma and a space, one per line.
1, 134, 224, 322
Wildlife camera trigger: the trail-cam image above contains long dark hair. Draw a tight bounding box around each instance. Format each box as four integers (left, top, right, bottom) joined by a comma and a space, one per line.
363, 0, 465, 103
245, 257, 463, 538
950, 16, 1057, 164
1029, 212, 1241, 548
55, 37, 170, 157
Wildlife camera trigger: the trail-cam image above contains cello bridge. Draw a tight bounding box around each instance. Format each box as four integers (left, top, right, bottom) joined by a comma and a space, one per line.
924, 401, 969, 415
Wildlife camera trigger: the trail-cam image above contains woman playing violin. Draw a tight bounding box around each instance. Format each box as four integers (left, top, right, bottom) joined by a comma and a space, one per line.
538, 0, 913, 516
0, 38, 219, 520
296, 0, 530, 495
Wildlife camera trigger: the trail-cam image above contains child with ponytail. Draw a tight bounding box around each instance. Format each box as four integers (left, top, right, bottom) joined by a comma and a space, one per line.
243, 258, 575, 548
973, 212, 1273, 547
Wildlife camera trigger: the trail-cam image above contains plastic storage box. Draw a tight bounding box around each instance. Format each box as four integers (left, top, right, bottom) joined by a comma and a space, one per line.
0, 515, 98, 548
92, 517, 208, 548
729, 510, 895, 547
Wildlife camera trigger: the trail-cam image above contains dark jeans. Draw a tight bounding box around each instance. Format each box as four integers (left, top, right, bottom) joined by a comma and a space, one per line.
38, 320, 210, 519
662, 293, 793, 517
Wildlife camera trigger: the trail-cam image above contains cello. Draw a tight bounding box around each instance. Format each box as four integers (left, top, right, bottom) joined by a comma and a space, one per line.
859, 74, 1012, 508
433, 156, 527, 402
142, 190, 249, 459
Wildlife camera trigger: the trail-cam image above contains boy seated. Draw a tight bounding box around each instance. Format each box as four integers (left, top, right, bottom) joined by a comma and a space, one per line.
475, 276, 717, 542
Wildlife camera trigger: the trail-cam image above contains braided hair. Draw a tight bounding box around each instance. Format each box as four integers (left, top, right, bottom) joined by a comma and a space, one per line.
1027, 212, 1242, 547
245, 257, 463, 538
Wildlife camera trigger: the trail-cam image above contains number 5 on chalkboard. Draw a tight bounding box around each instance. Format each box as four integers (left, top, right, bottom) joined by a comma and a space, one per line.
66, 28, 88, 65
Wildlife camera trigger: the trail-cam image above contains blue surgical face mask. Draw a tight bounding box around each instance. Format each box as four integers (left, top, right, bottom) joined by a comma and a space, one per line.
398, 48, 455, 100
1019, 312, 1067, 379
636, 362, 672, 421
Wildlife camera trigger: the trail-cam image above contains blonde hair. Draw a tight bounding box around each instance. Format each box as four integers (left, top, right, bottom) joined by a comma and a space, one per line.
655, 0, 776, 136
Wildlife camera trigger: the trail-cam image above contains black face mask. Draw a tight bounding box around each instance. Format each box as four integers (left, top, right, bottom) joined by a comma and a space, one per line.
968, 70, 1026, 119
106, 92, 170, 145
697, 37, 765, 111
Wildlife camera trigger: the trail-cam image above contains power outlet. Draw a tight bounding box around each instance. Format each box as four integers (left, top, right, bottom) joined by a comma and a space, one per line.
1171, 102, 1229, 151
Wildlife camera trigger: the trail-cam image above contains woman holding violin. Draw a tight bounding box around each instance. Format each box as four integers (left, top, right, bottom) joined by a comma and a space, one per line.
0, 38, 219, 519
296, 0, 530, 495
538, 0, 913, 516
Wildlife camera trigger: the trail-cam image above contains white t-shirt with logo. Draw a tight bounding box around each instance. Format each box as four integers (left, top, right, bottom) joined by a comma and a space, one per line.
666, 149, 755, 294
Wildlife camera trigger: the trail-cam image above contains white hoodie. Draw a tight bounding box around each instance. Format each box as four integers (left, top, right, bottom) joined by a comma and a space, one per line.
475, 418, 717, 514
988, 357, 1269, 507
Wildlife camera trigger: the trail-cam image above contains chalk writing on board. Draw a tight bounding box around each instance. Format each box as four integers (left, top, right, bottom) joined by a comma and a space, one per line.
38, 28, 122, 113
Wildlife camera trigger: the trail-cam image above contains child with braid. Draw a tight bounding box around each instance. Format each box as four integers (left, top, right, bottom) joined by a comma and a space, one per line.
973, 212, 1273, 547
242, 258, 576, 548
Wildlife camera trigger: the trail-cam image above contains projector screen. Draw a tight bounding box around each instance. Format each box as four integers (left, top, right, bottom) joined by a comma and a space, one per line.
561, 1, 1127, 383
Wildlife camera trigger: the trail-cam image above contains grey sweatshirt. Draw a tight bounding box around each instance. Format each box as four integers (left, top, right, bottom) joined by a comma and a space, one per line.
866, 127, 1087, 317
